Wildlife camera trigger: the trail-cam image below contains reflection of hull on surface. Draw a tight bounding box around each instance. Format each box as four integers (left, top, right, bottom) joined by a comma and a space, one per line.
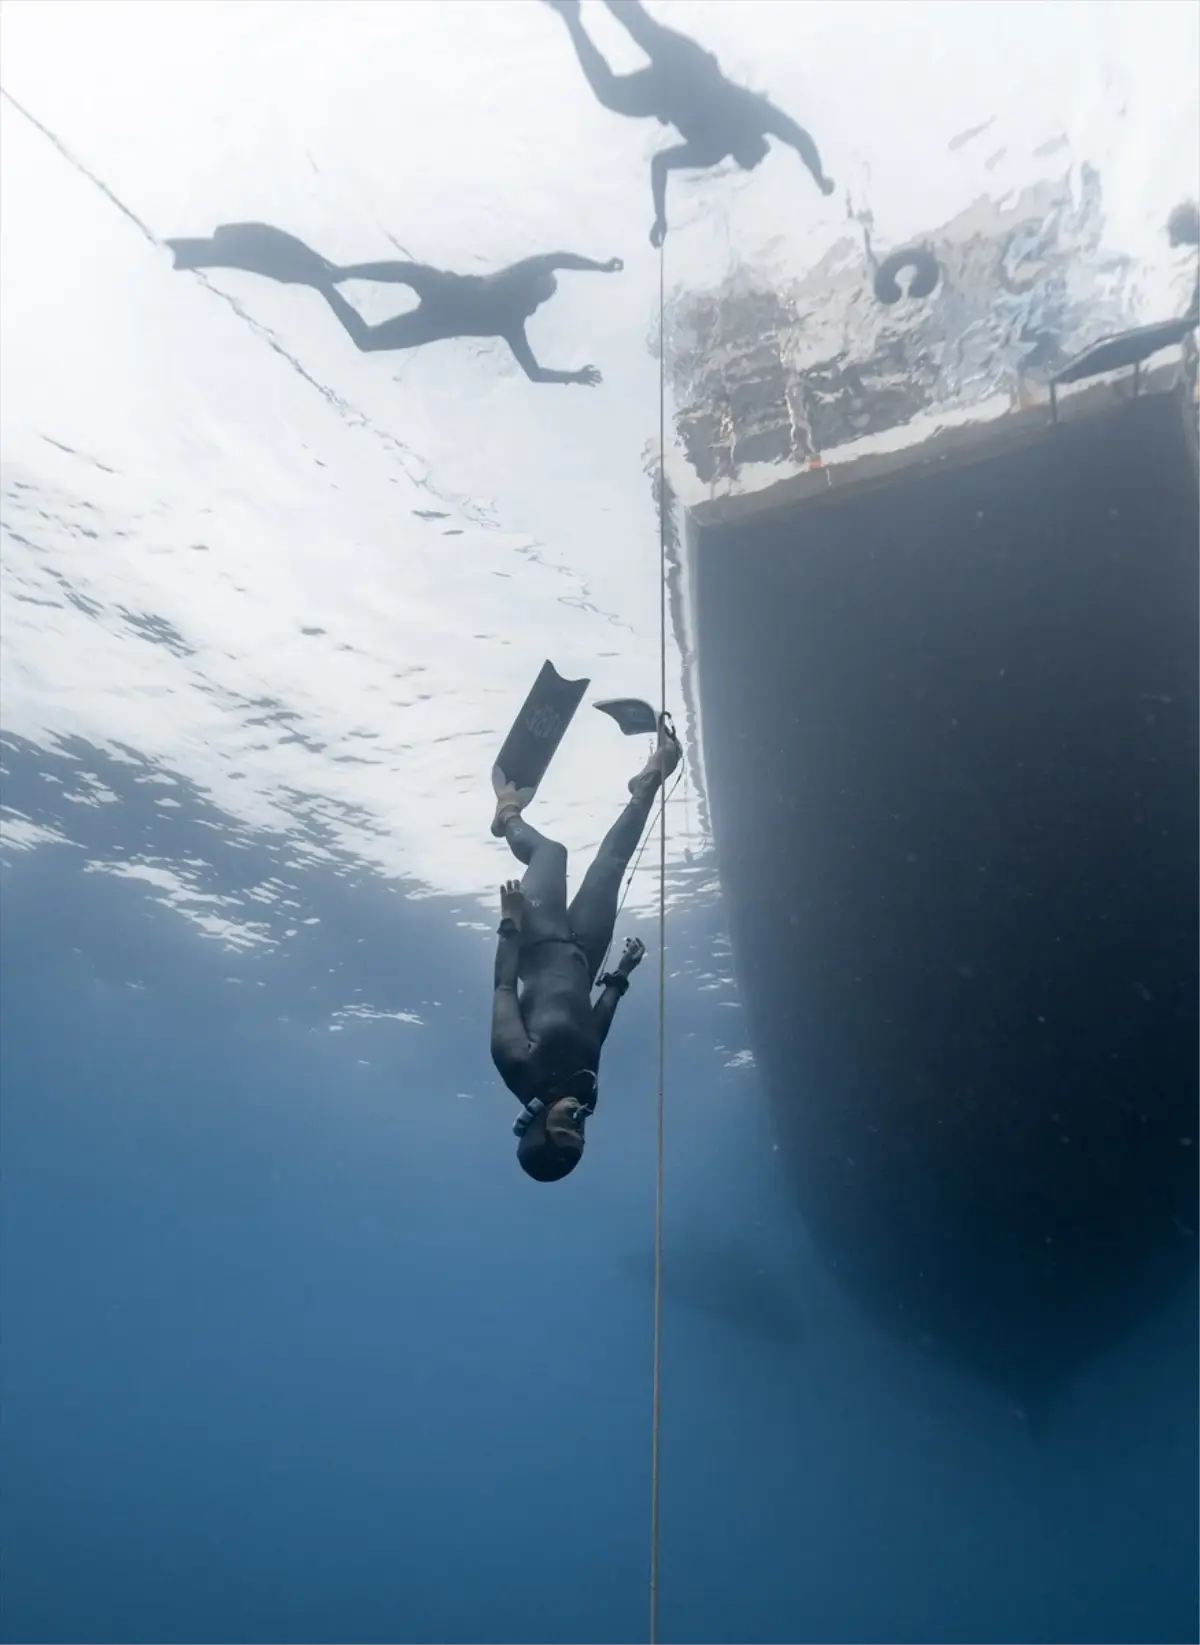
688, 370, 1198, 1406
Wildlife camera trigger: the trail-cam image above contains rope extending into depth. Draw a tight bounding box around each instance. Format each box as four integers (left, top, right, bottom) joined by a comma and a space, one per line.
648, 240, 668, 1645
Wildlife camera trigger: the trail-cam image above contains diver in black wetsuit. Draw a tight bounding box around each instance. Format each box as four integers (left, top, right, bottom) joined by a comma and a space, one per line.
542, 0, 834, 246
490, 717, 681, 1182
166, 223, 623, 385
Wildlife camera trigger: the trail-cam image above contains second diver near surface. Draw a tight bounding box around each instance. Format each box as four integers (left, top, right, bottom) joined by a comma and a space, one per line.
490, 716, 681, 1182
165, 222, 623, 385
542, 0, 835, 246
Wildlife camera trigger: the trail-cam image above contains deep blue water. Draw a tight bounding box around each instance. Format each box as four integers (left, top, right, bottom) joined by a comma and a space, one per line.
2, 734, 1197, 1644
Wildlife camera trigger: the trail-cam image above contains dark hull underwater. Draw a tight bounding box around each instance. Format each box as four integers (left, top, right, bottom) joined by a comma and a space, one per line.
692, 381, 1199, 1407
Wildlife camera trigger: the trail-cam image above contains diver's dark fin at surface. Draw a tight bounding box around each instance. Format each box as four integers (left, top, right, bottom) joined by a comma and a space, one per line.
492, 660, 590, 802
594, 697, 659, 736
165, 237, 220, 271
164, 223, 333, 285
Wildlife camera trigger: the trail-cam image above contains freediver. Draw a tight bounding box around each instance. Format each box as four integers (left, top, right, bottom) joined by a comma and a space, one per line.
165, 223, 624, 385
490, 715, 681, 1182
541, 0, 835, 246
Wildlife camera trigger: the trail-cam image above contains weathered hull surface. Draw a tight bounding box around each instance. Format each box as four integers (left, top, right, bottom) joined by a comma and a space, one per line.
693, 388, 1198, 1405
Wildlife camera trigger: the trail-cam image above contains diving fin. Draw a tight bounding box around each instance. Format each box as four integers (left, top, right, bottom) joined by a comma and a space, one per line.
165, 237, 222, 272
164, 223, 334, 285
492, 660, 590, 811
594, 697, 659, 736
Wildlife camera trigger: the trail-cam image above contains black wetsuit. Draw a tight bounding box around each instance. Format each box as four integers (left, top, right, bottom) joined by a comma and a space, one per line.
490, 781, 658, 1106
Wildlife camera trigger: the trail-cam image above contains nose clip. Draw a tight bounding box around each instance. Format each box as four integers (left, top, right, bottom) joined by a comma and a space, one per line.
513, 1097, 546, 1139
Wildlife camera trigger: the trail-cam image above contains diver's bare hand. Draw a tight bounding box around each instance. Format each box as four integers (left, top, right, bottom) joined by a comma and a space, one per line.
572, 365, 602, 387
617, 936, 646, 976
602, 257, 624, 273
500, 880, 525, 927
650, 217, 668, 249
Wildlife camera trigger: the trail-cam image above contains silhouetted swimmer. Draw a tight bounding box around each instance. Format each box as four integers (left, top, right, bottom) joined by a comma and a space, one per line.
165, 223, 623, 385
542, 0, 834, 246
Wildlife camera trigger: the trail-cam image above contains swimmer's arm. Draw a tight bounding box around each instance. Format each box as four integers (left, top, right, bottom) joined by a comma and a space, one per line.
502, 327, 600, 386
511, 252, 623, 277
591, 973, 631, 1047
494, 919, 521, 991
491, 923, 532, 1080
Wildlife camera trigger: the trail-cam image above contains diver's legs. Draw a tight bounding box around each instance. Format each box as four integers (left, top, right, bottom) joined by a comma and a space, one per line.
602, 0, 716, 70
627, 715, 682, 794
331, 260, 446, 300
567, 779, 659, 983
568, 720, 679, 981
545, 0, 661, 118
165, 224, 335, 284
503, 817, 573, 946
315, 286, 447, 353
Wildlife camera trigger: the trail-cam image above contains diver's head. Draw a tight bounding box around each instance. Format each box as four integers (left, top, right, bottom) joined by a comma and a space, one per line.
528, 270, 559, 312
731, 133, 769, 170
1167, 200, 1199, 248
514, 1083, 595, 1182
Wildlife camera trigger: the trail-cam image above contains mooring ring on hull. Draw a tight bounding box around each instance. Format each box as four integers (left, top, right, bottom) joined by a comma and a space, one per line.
873, 246, 941, 306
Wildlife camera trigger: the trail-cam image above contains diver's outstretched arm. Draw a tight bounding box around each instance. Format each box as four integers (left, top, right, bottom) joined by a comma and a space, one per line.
503, 326, 602, 387
648, 142, 711, 247
759, 103, 835, 194
512, 252, 624, 277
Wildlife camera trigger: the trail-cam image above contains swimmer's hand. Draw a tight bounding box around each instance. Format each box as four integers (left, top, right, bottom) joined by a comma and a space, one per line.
572, 365, 602, 386
602, 257, 624, 273
650, 217, 668, 249
617, 936, 646, 976
500, 880, 525, 928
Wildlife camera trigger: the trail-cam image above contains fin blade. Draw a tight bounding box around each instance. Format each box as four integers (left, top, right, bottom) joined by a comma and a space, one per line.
594, 697, 659, 736
164, 223, 330, 283
494, 661, 589, 799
